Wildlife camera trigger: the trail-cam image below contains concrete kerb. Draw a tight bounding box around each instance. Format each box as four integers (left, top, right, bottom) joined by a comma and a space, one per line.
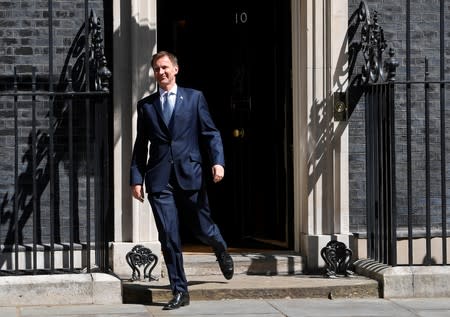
0, 273, 122, 307
354, 258, 450, 298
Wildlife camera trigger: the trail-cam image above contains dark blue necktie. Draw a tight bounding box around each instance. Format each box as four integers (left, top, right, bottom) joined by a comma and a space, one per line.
162, 92, 173, 124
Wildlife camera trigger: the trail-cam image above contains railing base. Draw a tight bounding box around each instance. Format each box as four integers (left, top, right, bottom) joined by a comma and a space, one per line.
354, 258, 450, 298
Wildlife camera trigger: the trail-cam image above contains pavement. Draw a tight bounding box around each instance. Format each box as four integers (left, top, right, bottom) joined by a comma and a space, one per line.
1, 250, 449, 316
2, 298, 450, 317
2, 272, 448, 317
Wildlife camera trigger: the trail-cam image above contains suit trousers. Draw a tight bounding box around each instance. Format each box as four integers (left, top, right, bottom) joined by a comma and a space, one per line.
148, 171, 227, 293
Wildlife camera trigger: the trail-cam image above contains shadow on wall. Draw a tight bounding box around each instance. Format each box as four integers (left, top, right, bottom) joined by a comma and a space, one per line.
0, 11, 111, 269
112, 1, 157, 242
305, 2, 373, 233
112, 1, 157, 148
347, 2, 371, 113
305, 10, 354, 233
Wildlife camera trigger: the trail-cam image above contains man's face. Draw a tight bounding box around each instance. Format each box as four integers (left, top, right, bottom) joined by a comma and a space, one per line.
152, 55, 178, 90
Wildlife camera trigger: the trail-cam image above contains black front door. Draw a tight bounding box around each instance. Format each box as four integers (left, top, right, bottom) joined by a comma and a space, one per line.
157, 0, 293, 249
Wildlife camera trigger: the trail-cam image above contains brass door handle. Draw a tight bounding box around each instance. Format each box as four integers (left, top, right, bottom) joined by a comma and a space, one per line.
232, 128, 245, 138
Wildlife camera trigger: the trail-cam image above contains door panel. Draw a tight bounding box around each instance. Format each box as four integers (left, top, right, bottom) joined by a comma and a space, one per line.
157, 0, 293, 249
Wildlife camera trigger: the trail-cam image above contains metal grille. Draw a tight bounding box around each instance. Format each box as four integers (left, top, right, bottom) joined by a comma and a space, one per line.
355, 0, 449, 266
0, 2, 111, 275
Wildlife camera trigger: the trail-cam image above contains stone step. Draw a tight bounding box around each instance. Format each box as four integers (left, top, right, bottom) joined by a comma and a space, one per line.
122, 251, 380, 304
122, 274, 380, 304
181, 251, 304, 276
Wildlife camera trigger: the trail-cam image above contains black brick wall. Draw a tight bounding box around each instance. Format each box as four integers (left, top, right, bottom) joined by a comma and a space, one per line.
3, 0, 448, 244
0, 0, 104, 246
348, 0, 450, 234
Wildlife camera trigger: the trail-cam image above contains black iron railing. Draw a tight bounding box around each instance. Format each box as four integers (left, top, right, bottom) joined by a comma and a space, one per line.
365, 81, 396, 265
355, 0, 449, 266
0, 3, 111, 275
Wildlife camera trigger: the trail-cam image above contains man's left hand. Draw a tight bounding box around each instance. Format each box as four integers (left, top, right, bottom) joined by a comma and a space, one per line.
212, 165, 224, 183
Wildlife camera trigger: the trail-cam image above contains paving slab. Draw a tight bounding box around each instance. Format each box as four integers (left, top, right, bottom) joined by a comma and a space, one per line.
1, 307, 17, 317
269, 298, 416, 317
19, 304, 150, 317
390, 298, 450, 317
2, 298, 450, 317
145, 299, 284, 317
144, 298, 450, 317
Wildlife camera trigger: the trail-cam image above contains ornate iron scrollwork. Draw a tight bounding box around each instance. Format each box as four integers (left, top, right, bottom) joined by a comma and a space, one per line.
61, 9, 111, 93
320, 240, 354, 278
126, 245, 159, 282
358, 1, 398, 83
89, 10, 112, 92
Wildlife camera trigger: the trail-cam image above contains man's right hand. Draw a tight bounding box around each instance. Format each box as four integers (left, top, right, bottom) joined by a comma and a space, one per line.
131, 185, 144, 202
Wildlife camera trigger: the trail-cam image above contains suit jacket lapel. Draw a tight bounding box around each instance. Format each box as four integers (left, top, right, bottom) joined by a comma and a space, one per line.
154, 92, 165, 121
167, 87, 185, 129
173, 92, 183, 115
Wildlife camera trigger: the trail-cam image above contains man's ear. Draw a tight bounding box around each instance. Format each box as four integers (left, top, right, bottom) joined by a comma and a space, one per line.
174, 66, 179, 75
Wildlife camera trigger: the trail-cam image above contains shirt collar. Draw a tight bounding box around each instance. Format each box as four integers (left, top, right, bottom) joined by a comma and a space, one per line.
159, 85, 178, 96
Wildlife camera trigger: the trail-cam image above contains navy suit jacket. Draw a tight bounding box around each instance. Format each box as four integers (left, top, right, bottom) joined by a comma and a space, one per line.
130, 87, 225, 193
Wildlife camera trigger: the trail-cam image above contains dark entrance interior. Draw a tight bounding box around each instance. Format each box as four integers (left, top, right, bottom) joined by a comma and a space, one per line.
157, 0, 293, 250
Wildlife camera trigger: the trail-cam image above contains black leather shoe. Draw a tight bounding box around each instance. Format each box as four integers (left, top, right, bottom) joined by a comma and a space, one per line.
163, 291, 190, 310
217, 251, 234, 280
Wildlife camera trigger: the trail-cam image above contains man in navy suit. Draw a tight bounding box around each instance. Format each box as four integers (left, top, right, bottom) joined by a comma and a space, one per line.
130, 51, 234, 310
